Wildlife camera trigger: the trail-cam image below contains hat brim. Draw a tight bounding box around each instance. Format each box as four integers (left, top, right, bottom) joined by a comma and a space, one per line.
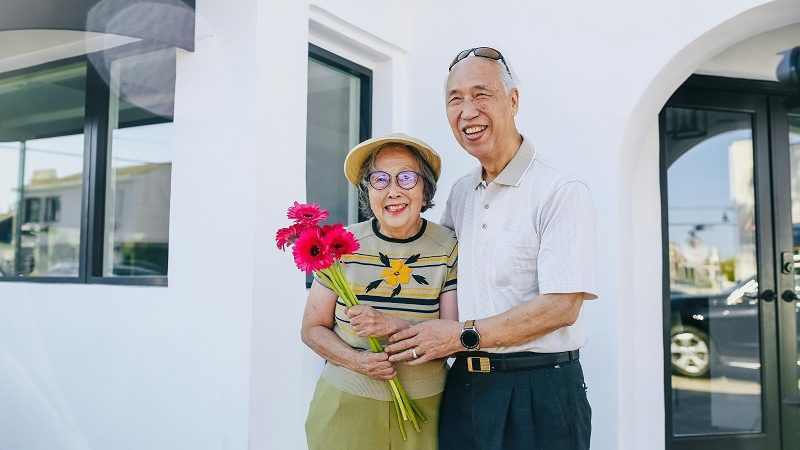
343, 133, 442, 186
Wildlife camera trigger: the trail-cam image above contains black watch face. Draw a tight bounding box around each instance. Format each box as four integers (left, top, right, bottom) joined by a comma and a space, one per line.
461, 329, 480, 349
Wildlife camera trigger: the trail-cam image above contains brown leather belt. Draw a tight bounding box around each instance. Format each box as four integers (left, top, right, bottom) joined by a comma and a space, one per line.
456, 350, 580, 373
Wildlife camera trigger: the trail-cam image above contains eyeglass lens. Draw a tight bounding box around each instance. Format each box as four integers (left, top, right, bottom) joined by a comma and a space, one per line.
473, 47, 502, 60
368, 171, 419, 190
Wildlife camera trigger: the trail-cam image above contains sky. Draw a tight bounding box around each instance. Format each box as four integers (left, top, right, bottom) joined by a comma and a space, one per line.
667, 129, 752, 263
0, 123, 172, 215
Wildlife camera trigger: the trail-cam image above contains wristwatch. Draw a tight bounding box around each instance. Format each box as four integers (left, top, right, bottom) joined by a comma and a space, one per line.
460, 320, 481, 350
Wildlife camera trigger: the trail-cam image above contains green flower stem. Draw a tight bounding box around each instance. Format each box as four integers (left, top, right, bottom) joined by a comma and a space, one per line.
387, 380, 408, 421
316, 261, 424, 440
367, 337, 380, 353
391, 390, 407, 441
409, 395, 427, 423
315, 270, 336, 292
396, 381, 421, 431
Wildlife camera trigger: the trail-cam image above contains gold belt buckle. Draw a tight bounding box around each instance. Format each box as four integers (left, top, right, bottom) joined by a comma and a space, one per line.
466, 356, 491, 373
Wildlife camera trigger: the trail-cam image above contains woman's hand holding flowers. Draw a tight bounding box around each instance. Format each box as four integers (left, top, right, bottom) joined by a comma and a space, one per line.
346, 305, 408, 337
353, 351, 397, 380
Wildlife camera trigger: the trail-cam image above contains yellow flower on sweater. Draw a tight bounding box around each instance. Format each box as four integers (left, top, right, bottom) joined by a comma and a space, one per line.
365, 253, 426, 297
382, 260, 412, 286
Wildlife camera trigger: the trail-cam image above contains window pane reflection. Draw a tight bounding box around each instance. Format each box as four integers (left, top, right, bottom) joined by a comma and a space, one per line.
306, 56, 364, 285
103, 49, 175, 277
306, 58, 361, 226
665, 107, 762, 436
0, 62, 86, 277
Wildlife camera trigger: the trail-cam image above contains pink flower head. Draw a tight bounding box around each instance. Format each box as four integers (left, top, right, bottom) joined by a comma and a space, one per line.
319, 224, 337, 238
287, 202, 329, 226
275, 224, 304, 251
292, 227, 334, 273
323, 224, 360, 259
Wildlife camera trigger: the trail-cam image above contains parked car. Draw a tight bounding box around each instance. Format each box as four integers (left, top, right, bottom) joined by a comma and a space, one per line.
670, 274, 800, 378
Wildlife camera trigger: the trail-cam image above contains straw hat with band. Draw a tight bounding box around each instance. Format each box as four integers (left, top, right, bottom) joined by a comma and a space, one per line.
343, 133, 442, 187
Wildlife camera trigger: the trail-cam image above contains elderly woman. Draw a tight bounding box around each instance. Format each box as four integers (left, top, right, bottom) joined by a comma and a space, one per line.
301, 133, 458, 449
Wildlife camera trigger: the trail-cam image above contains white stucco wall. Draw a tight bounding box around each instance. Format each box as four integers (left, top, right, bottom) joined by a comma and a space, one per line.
1, 1, 799, 450
253, 1, 800, 449
0, 0, 262, 449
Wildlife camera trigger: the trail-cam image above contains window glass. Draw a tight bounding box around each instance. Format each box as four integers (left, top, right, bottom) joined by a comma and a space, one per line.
24, 198, 41, 223
787, 113, 800, 404
102, 48, 175, 277
44, 196, 60, 222
0, 62, 86, 277
306, 57, 362, 227
306, 52, 370, 287
664, 107, 762, 436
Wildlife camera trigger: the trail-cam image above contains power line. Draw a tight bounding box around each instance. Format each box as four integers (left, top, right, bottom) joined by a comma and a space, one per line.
0, 143, 161, 165
669, 206, 736, 210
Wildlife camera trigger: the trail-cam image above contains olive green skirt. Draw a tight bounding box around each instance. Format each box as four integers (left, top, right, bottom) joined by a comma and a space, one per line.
305, 378, 441, 450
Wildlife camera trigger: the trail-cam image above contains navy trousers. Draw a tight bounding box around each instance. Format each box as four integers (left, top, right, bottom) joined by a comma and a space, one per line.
438, 356, 591, 450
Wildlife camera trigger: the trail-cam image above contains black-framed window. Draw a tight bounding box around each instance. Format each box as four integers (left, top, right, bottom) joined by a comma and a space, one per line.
44, 197, 60, 223
305, 44, 371, 286
23, 198, 42, 224
0, 44, 175, 285
306, 44, 372, 226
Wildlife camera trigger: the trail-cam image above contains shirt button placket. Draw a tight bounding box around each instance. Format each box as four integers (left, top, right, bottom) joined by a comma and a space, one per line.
482, 184, 495, 234
478, 186, 490, 245
481, 199, 489, 231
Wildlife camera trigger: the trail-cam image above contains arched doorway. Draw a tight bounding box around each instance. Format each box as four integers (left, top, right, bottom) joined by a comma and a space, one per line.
619, 2, 800, 449
661, 73, 799, 450
658, 24, 800, 450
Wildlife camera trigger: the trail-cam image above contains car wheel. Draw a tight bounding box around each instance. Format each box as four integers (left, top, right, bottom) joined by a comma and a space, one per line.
670, 325, 711, 378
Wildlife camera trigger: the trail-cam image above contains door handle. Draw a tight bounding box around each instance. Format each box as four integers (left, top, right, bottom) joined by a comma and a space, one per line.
781, 252, 795, 275
781, 290, 799, 302
760, 289, 776, 302
783, 397, 800, 407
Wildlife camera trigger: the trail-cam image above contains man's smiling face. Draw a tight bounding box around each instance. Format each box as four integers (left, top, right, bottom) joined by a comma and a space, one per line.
445, 57, 519, 163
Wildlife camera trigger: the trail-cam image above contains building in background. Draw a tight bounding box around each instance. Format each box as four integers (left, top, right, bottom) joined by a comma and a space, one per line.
0, 1, 799, 449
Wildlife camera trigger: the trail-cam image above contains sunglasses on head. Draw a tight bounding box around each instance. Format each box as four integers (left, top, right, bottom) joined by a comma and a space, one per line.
366, 170, 421, 190
448, 47, 511, 75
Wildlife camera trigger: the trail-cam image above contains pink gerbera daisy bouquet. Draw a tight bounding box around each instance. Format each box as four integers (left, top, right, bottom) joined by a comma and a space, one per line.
276, 202, 425, 440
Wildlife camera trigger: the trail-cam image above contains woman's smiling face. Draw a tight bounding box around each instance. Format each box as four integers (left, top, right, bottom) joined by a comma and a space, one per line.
367, 145, 425, 239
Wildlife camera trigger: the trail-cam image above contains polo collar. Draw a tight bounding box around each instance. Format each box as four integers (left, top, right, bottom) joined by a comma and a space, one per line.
472, 136, 536, 189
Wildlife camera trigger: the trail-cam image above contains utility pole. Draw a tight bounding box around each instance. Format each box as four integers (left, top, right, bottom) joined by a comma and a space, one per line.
13, 140, 25, 275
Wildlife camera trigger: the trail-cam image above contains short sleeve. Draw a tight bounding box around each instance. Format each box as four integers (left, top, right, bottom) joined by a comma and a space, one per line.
441, 240, 458, 294
440, 189, 456, 231
536, 181, 598, 299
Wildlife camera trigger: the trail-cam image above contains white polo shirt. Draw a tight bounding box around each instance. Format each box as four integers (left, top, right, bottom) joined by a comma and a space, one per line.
441, 137, 598, 353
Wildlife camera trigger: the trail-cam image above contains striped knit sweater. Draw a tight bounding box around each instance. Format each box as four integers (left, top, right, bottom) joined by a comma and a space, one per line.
314, 218, 458, 400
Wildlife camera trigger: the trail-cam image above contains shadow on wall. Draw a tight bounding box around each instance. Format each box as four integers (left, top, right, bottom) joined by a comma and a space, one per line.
0, 309, 91, 450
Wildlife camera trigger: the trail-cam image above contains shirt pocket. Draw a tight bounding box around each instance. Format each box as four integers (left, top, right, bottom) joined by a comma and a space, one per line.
490, 230, 539, 291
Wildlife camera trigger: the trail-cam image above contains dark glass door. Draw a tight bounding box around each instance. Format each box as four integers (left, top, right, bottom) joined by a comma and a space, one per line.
770, 101, 800, 450
662, 81, 800, 450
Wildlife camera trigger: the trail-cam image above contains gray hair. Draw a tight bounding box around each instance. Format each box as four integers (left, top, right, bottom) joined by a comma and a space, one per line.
356, 144, 437, 219
496, 58, 519, 93
443, 54, 520, 95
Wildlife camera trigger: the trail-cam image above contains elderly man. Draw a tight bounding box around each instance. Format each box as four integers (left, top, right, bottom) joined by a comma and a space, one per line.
385, 47, 597, 449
